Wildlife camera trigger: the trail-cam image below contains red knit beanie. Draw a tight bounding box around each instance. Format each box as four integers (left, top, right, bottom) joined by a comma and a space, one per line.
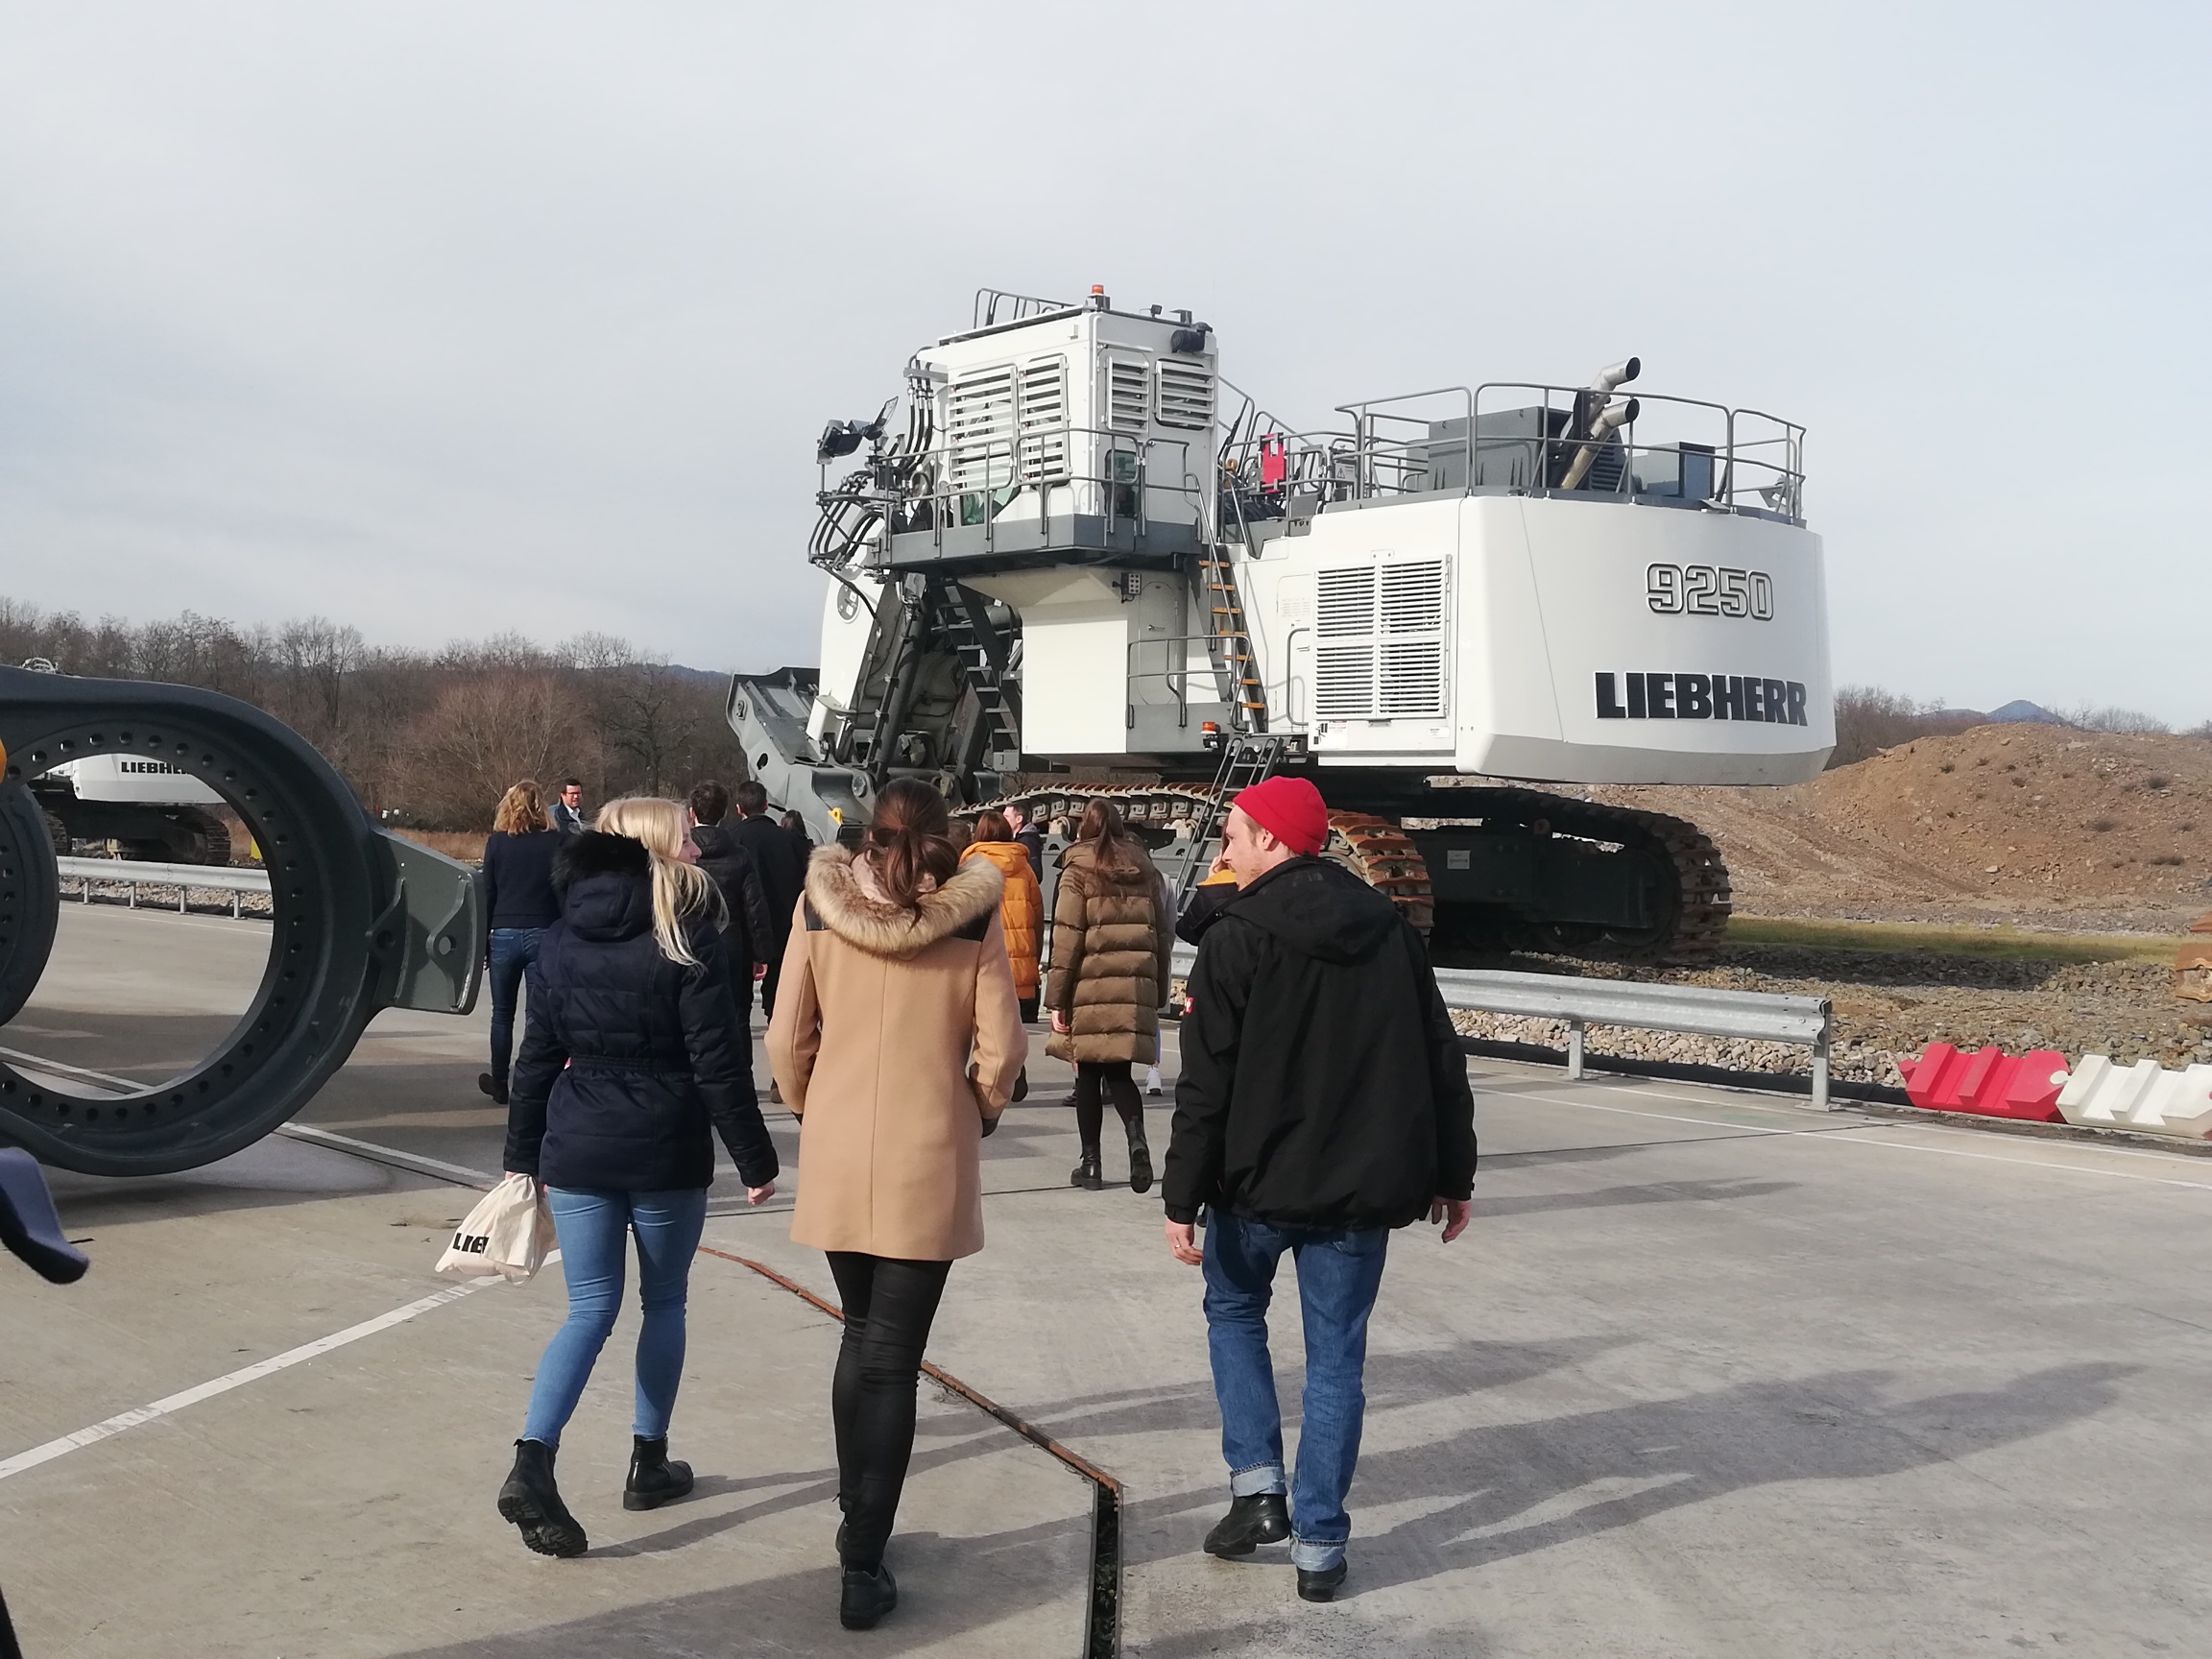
1233, 776, 1328, 855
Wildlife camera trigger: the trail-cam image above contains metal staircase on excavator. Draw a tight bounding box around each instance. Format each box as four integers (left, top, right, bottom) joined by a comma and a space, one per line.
924, 580, 1022, 772
1196, 544, 1268, 733
1169, 734, 1286, 909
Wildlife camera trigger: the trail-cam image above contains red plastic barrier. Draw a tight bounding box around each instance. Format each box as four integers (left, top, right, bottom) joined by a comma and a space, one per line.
1898, 1044, 2067, 1121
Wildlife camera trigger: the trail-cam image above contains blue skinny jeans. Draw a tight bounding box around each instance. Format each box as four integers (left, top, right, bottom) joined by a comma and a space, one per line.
521, 1186, 708, 1449
1202, 1209, 1390, 1572
485, 926, 542, 1090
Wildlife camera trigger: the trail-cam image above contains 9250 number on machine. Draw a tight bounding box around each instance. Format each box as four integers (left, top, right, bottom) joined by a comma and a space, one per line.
1647, 565, 1773, 620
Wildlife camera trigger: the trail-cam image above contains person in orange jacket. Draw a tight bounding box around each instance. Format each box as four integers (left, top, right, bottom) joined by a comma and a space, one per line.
961, 809, 1046, 1100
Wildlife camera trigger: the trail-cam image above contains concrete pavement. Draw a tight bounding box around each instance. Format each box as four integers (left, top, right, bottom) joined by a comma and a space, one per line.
6, 903, 2212, 1655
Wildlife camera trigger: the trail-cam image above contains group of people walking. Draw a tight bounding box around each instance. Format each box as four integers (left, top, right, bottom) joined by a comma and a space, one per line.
476, 767, 1476, 1628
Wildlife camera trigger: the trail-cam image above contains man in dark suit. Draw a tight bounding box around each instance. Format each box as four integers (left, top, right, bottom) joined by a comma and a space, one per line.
728, 780, 805, 1016
686, 781, 778, 1017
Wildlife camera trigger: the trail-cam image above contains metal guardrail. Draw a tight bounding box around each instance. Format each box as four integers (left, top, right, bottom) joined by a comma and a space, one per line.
1170, 942, 1835, 1108
56, 856, 271, 919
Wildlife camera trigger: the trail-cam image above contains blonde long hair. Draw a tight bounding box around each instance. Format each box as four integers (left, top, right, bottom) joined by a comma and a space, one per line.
594, 796, 726, 967
493, 780, 548, 835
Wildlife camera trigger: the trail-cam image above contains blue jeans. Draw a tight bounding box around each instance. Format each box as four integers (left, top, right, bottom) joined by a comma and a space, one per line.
486, 927, 542, 1089
1202, 1210, 1390, 1572
521, 1187, 709, 1448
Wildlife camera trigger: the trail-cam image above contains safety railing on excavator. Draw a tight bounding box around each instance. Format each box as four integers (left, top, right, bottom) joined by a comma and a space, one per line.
1125, 636, 1255, 734
1222, 383, 1805, 525
876, 428, 1208, 565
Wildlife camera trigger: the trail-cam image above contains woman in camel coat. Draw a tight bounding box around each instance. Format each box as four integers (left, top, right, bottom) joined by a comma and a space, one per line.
766, 780, 1025, 1631
1044, 797, 1171, 1193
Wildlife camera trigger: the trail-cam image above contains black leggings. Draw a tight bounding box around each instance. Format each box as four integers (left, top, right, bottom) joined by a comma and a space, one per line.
825, 1252, 952, 1570
1073, 1061, 1142, 1151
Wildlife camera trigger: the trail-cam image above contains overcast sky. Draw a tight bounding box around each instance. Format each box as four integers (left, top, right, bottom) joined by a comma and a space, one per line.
2, 3, 2205, 723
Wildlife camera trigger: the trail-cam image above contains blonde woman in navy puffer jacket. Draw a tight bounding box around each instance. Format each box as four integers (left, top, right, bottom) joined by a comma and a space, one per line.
495, 800, 780, 1560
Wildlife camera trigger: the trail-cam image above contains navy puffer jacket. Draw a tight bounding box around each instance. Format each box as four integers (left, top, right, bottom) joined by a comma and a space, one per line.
503, 831, 779, 1192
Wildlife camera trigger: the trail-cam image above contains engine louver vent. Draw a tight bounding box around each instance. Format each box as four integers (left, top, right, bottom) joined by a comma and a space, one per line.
1312, 559, 1450, 720
1018, 355, 1069, 482
1156, 360, 1214, 429
949, 365, 1017, 493
1109, 358, 1149, 433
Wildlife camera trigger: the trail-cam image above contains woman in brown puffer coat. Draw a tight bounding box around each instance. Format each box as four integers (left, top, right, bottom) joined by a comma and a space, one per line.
1045, 798, 1170, 1192
766, 780, 1026, 1630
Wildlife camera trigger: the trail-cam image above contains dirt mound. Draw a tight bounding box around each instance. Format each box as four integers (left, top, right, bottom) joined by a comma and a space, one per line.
1578, 725, 2212, 930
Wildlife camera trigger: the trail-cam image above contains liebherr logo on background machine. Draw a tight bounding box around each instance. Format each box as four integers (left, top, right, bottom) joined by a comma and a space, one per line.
1595, 672, 1809, 726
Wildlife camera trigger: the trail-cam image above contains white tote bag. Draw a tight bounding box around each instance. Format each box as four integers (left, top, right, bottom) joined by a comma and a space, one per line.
436, 1173, 558, 1283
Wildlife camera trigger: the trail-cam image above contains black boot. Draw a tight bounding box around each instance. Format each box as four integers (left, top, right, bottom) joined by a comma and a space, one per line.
623, 1434, 695, 1511
1070, 1149, 1104, 1190
497, 1439, 588, 1557
477, 1071, 509, 1106
1296, 1560, 1349, 1602
1122, 1110, 1153, 1195
1203, 1492, 1289, 1558
1012, 1066, 1029, 1102
840, 1563, 899, 1630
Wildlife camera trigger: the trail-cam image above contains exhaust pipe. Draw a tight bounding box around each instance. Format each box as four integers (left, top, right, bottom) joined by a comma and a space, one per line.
1589, 357, 1640, 394
1559, 397, 1640, 491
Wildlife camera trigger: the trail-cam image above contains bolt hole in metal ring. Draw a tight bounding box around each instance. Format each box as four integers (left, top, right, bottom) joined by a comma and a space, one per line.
0, 668, 483, 1175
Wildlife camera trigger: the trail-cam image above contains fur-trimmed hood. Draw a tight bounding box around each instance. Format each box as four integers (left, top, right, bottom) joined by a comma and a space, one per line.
805, 845, 1002, 959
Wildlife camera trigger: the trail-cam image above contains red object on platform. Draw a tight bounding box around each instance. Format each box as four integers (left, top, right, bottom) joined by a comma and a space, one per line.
1898, 1044, 2068, 1121
1260, 435, 1287, 490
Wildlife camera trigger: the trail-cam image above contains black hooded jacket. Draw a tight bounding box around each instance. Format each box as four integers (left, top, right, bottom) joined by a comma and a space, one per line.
503, 831, 779, 1192
1163, 856, 1477, 1231
689, 820, 778, 974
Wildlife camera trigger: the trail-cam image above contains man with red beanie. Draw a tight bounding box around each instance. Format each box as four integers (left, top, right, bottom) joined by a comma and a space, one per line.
1161, 775, 1477, 1603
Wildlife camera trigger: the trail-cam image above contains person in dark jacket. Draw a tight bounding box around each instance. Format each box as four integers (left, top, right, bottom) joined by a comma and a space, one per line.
548, 777, 587, 835
1002, 801, 1046, 875
1161, 776, 1477, 1604
729, 780, 806, 1016
780, 808, 814, 864
495, 799, 781, 1560
686, 780, 777, 1014
478, 781, 563, 1106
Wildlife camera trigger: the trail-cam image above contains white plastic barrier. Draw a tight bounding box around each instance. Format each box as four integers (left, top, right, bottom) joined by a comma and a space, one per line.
2055, 1056, 2212, 1139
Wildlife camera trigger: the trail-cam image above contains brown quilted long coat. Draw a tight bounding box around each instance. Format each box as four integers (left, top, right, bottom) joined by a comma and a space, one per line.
1044, 839, 1171, 1066
767, 848, 1026, 1261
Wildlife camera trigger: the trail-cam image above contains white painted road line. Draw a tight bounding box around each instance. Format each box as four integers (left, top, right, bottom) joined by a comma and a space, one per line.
0, 1045, 140, 1091
0, 1266, 541, 1482
1486, 1085, 2212, 1193
274, 1123, 496, 1188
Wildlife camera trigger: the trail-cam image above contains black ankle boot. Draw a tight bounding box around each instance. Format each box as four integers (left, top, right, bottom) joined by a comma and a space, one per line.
1070, 1150, 1104, 1190
497, 1439, 588, 1557
623, 1434, 695, 1511
1203, 1492, 1289, 1557
1123, 1112, 1153, 1194
840, 1563, 899, 1630
477, 1071, 508, 1106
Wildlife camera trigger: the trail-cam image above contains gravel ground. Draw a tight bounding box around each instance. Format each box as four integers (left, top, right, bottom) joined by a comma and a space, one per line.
1448, 944, 2212, 1085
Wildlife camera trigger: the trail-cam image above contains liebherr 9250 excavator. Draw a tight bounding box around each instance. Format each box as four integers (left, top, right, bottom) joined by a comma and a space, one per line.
729, 286, 1833, 960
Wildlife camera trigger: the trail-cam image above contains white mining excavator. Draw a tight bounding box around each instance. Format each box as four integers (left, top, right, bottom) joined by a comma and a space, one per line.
729, 286, 1833, 959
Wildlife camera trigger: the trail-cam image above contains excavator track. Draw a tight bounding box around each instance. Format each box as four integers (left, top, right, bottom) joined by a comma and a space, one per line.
1433, 786, 1732, 963
964, 781, 1729, 963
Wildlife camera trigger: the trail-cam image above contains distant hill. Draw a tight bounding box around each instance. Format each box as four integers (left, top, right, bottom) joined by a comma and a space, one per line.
1987, 699, 2071, 725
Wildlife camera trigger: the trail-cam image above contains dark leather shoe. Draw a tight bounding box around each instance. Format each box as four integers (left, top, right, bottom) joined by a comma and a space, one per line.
1202, 1492, 1289, 1557
1296, 1560, 1347, 1602
477, 1072, 508, 1106
497, 1439, 588, 1557
1012, 1067, 1029, 1102
1070, 1152, 1104, 1190
622, 1434, 694, 1510
840, 1563, 899, 1630
1125, 1119, 1154, 1194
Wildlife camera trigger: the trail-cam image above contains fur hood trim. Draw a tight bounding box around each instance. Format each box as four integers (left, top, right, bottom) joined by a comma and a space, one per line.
554, 830, 650, 890
805, 845, 1003, 958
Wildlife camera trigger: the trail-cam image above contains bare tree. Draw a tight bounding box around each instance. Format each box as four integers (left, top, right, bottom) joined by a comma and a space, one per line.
397, 671, 601, 828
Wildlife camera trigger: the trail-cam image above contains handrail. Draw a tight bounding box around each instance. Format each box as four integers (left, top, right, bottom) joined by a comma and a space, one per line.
1169, 942, 1835, 1107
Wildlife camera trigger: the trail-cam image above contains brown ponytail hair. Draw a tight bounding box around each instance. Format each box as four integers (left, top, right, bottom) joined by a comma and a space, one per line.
1074, 797, 1143, 876
866, 779, 959, 908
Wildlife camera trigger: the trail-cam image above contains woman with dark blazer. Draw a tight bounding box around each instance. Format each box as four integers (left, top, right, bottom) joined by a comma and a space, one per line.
495, 798, 780, 1559
478, 781, 562, 1106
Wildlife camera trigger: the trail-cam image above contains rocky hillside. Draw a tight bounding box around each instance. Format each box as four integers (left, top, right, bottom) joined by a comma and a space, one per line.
1581, 724, 2212, 931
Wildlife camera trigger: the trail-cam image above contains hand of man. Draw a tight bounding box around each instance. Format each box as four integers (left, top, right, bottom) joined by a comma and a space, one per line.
746, 1183, 777, 1206
1430, 1197, 1471, 1242
1165, 1218, 1203, 1265
1050, 1009, 1070, 1035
